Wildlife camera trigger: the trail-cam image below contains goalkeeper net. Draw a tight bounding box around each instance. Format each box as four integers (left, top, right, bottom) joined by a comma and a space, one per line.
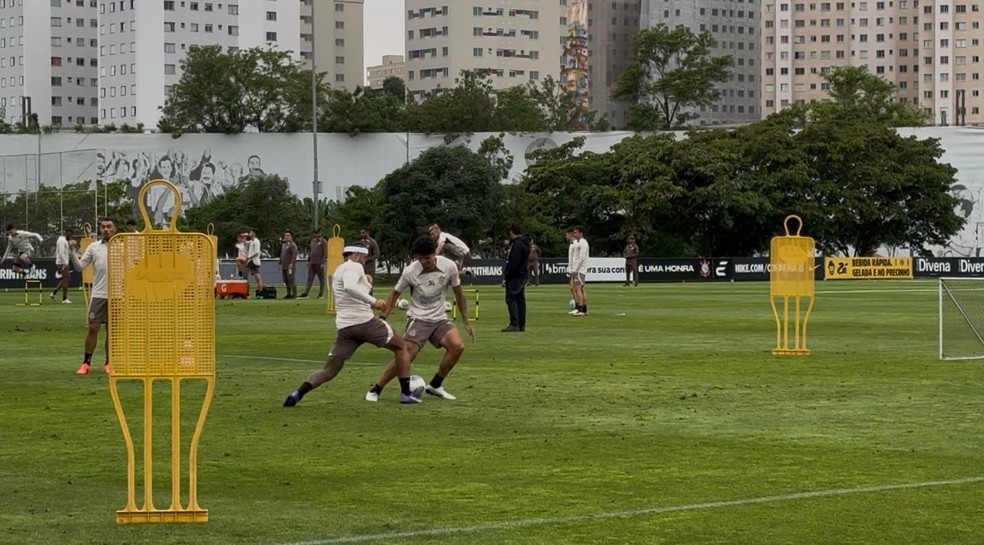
939, 277, 984, 360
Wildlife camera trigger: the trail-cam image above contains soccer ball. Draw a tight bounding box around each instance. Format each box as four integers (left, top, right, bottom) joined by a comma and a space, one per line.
397, 299, 410, 310
569, 299, 577, 311
444, 301, 453, 312
409, 374, 427, 399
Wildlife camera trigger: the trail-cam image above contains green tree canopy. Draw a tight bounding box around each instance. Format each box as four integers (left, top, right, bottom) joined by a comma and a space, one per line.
614, 25, 733, 130
796, 66, 927, 127
158, 46, 328, 135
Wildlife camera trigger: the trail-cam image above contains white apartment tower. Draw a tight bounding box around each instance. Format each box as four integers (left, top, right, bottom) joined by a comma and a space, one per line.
300, 0, 364, 90
642, 0, 760, 125
588, 0, 640, 129
368, 55, 406, 89
0, 0, 99, 127
404, 0, 565, 100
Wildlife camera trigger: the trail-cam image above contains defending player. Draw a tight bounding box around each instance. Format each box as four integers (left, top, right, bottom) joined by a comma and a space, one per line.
283, 244, 421, 406
366, 235, 475, 402
428, 223, 471, 274
2, 224, 44, 275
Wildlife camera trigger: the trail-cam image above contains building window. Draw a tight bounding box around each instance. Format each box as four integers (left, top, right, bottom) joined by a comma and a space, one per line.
335, 3, 344, 11
164, 64, 176, 75
335, 56, 344, 64
164, 43, 175, 53
266, 11, 277, 21
266, 32, 277, 42
228, 26, 239, 36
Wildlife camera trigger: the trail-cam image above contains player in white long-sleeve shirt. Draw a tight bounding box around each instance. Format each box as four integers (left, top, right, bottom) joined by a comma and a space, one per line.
70, 218, 115, 375
567, 226, 590, 316
51, 229, 74, 303
429, 223, 471, 274
283, 244, 421, 406
2, 224, 43, 275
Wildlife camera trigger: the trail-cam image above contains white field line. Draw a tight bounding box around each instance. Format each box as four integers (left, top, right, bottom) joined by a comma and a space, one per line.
272, 476, 984, 545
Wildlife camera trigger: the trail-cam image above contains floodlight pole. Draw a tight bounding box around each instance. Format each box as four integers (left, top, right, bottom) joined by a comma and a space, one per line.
311, 1, 320, 231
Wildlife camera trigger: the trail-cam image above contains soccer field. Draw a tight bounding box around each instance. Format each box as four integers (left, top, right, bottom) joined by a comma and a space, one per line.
1, 280, 982, 545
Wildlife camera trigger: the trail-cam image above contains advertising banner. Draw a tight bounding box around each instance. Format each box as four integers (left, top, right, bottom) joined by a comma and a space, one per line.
913, 257, 984, 277
824, 257, 913, 280
0, 259, 81, 290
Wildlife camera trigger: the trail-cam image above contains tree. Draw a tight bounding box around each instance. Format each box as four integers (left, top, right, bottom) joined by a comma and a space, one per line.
405, 70, 499, 142
801, 66, 927, 127
375, 143, 506, 262
528, 75, 596, 131
381, 76, 407, 103
614, 25, 733, 130
184, 174, 307, 256
158, 46, 329, 135
320, 87, 406, 135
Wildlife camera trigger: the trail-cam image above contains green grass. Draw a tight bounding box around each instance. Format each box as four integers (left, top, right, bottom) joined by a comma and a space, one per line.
1, 280, 982, 545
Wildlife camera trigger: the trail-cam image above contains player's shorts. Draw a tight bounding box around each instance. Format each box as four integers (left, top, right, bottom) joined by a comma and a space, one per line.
246, 261, 260, 274
404, 318, 456, 348
88, 297, 109, 324
569, 272, 586, 286
56, 264, 71, 279
12, 253, 31, 267
329, 317, 394, 359
363, 261, 376, 276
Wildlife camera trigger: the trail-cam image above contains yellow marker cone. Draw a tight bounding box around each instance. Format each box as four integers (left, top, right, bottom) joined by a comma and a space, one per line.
108, 179, 216, 523
770, 215, 816, 356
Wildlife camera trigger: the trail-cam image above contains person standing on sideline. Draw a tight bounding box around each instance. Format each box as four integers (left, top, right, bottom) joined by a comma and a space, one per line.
568, 226, 590, 316
52, 228, 74, 303
125, 219, 138, 233
527, 235, 541, 286
2, 224, 43, 275
247, 229, 265, 297
283, 244, 420, 406
429, 223, 472, 274
280, 230, 298, 299
502, 223, 530, 332
360, 227, 380, 287
300, 228, 328, 299
366, 236, 474, 402
70, 217, 115, 375
623, 234, 640, 287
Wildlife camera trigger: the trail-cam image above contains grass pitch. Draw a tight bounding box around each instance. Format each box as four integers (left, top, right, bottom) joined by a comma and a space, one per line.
0, 280, 982, 545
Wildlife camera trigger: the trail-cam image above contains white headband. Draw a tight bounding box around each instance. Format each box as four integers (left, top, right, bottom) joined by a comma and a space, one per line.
343, 245, 368, 255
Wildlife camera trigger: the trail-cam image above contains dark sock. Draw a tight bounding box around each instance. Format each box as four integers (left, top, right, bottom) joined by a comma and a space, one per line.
398, 377, 411, 396
369, 384, 383, 395
583, 305, 588, 313
297, 381, 314, 399
83, 352, 93, 364
430, 374, 445, 388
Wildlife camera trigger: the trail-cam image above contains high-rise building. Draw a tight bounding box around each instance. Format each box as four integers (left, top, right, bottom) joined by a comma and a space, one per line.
760, 1, 921, 119
300, 0, 364, 90
404, 1, 565, 100
98, 0, 301, 128
368, 55, 406, 89
587, 1, 640, 128
0, 0, 99, 127
641, 0, 760, 126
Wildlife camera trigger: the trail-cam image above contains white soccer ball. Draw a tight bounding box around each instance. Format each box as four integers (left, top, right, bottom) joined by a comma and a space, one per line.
569, 299, 577, 311
397, 299, 410, 310
444, 301, 453, 312
409, 374, 427, 399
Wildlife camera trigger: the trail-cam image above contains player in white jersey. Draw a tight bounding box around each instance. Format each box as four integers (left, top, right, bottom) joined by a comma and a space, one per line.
567, 226, 590, 316
70, 217, 116, 375
51, 228, 74, 303
428, 223, 471, 273
283, 244, 421, 406
366, 236, 475, 402
2, 224, 43, 275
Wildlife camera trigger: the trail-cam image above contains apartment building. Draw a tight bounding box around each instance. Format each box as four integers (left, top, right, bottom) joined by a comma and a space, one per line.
404, 0, 565, 100
641, 0, 760, 126
587, 0, 640, 128
917, 1, 984, 125
367, 54, 406, 89
0, 0, 98, 127
300, 0, 364, 90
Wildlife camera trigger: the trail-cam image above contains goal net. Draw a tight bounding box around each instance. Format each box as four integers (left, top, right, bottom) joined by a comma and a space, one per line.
939, 277, 984, 360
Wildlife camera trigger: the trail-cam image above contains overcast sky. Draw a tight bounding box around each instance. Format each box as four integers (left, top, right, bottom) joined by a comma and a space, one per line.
362, 0, 405, 82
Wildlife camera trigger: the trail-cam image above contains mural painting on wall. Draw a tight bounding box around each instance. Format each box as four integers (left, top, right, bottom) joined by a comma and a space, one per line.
95, 149, 267, 226
560, 0, 590, 128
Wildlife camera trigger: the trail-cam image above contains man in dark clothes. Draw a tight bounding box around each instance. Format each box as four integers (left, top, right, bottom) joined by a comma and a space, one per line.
501, 223, 530, 332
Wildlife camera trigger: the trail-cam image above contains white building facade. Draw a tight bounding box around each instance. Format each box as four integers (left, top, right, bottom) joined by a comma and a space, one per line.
0, 0, 99, 127
404, 0, 565, 99
97, 0, 301, 129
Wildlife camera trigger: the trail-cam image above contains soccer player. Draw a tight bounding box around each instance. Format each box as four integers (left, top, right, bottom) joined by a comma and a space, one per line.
365, 236, 474, 402
51, 228, 74, 304
246, 229, 265, 297
300, 228, 328, 299
527, 234, 541, 286
70, 217, 115, 375
428, 223, 471, 274
568, 226, 590, 316
2, 224, 43, 275
279, 230, 298, 299
623, 234, 640, 287
360, 228, 380, 286
284, 244, 421, 406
